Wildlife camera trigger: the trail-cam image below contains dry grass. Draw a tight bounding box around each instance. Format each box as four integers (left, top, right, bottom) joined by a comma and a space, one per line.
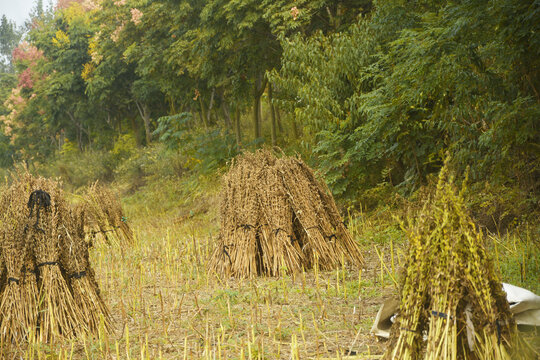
16, 174, 398, 359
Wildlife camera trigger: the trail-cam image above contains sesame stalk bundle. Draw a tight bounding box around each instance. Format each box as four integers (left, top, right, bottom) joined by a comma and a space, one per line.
0, 171, 112, 353
209, 149, 363, 278
82, 181, 133, 247
384, 162, 534, 360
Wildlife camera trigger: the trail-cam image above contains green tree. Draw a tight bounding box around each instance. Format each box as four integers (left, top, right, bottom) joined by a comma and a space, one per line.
0, 15, 22, 72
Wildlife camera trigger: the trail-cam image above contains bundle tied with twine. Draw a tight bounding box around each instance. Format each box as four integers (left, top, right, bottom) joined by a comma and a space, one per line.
0, 170, 112, 350
0, 177, 36, 347
209, 150, 363, 278
384, 160, 536, 360
82, 181, 133, 247
29, 176, 87, 342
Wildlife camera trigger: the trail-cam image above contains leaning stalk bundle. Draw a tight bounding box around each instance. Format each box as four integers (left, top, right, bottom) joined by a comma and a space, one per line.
82, 181, 133, 247
0, 170, 113, 351
0, 178, 34, 347
28, 177, 86, 342
20, 249, 39, 344
60, 207, 113, 334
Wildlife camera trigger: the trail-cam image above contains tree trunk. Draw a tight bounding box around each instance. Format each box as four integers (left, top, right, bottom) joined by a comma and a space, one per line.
291, 115, 300, 139
253, 95, 261, 139
276, 107, 284, 133
253, 73, 268, 139
235, 106, 242, 147
59, 129, 65, 151
129, 116, 142, 147
199, 96, 209, 128
268, 83, 277, 146
207, 88, 216, 125
222, 101, 232, 130
66, 110, 88, 151
135, 101, 152, 144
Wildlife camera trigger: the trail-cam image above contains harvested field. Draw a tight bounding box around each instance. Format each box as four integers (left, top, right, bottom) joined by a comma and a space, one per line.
1, 169, 537, 359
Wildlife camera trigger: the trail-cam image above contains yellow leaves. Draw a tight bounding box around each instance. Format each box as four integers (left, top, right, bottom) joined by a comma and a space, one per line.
52, 30, 70, 48
62, 2, 90, 24
81, 62, 95, 81
88, 37, 103, 64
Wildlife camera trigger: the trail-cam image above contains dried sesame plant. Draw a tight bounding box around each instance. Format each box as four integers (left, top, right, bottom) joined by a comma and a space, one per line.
82, 181, 133, 247
209, 149, 363, 278
0, 170, 112, 353
60, 206, 113, 334
30, 175, 87, 342
384, 161, 534, 360
0, 174, 35, 347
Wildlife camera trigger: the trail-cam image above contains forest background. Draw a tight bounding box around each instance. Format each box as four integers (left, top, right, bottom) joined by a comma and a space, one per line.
0, 0, 538, 239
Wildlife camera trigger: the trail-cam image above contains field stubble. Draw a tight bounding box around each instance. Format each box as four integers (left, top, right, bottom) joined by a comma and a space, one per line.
84, 209, 393, 360
21, 178, 538, 359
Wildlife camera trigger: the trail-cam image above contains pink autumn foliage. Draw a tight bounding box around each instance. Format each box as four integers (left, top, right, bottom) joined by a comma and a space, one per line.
18, 68, 34, 88
12, 42, 44, 64
130, 8, 143, 25
57, 0, 100, 11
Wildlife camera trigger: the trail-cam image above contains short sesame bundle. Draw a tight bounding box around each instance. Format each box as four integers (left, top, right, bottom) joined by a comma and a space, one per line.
82, 181, 133, 247
0, 171, 112, 352
384, 162, 533, 360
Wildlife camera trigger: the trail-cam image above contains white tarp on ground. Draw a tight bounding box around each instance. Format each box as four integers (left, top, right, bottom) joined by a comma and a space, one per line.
503, 282, 540, 327
371, 283, 540, 338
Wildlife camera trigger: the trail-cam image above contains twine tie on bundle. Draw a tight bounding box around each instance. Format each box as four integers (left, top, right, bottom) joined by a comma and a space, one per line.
28, 189, 51, 232
7, 277, 19, 284
431, 310, 450, 319
237, 224, 256, 231
222, 245, 232, 264
69, 271, 87, 279
37, 261, 59, 267
400, 327, 419, 333
90, 226, 120, 235
305, 225, 336, 242
273, 227, 294, 243
326, 234, 337, 242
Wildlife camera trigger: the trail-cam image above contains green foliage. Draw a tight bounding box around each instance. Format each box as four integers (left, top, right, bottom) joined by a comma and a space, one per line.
37, 149, 115, 190
272, 0, 540, 206
190, 128, 238, 173
0, 0, 537, 219
0, 133, 14, 167
153, 112, 194, 149
0, 15, 22, 72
